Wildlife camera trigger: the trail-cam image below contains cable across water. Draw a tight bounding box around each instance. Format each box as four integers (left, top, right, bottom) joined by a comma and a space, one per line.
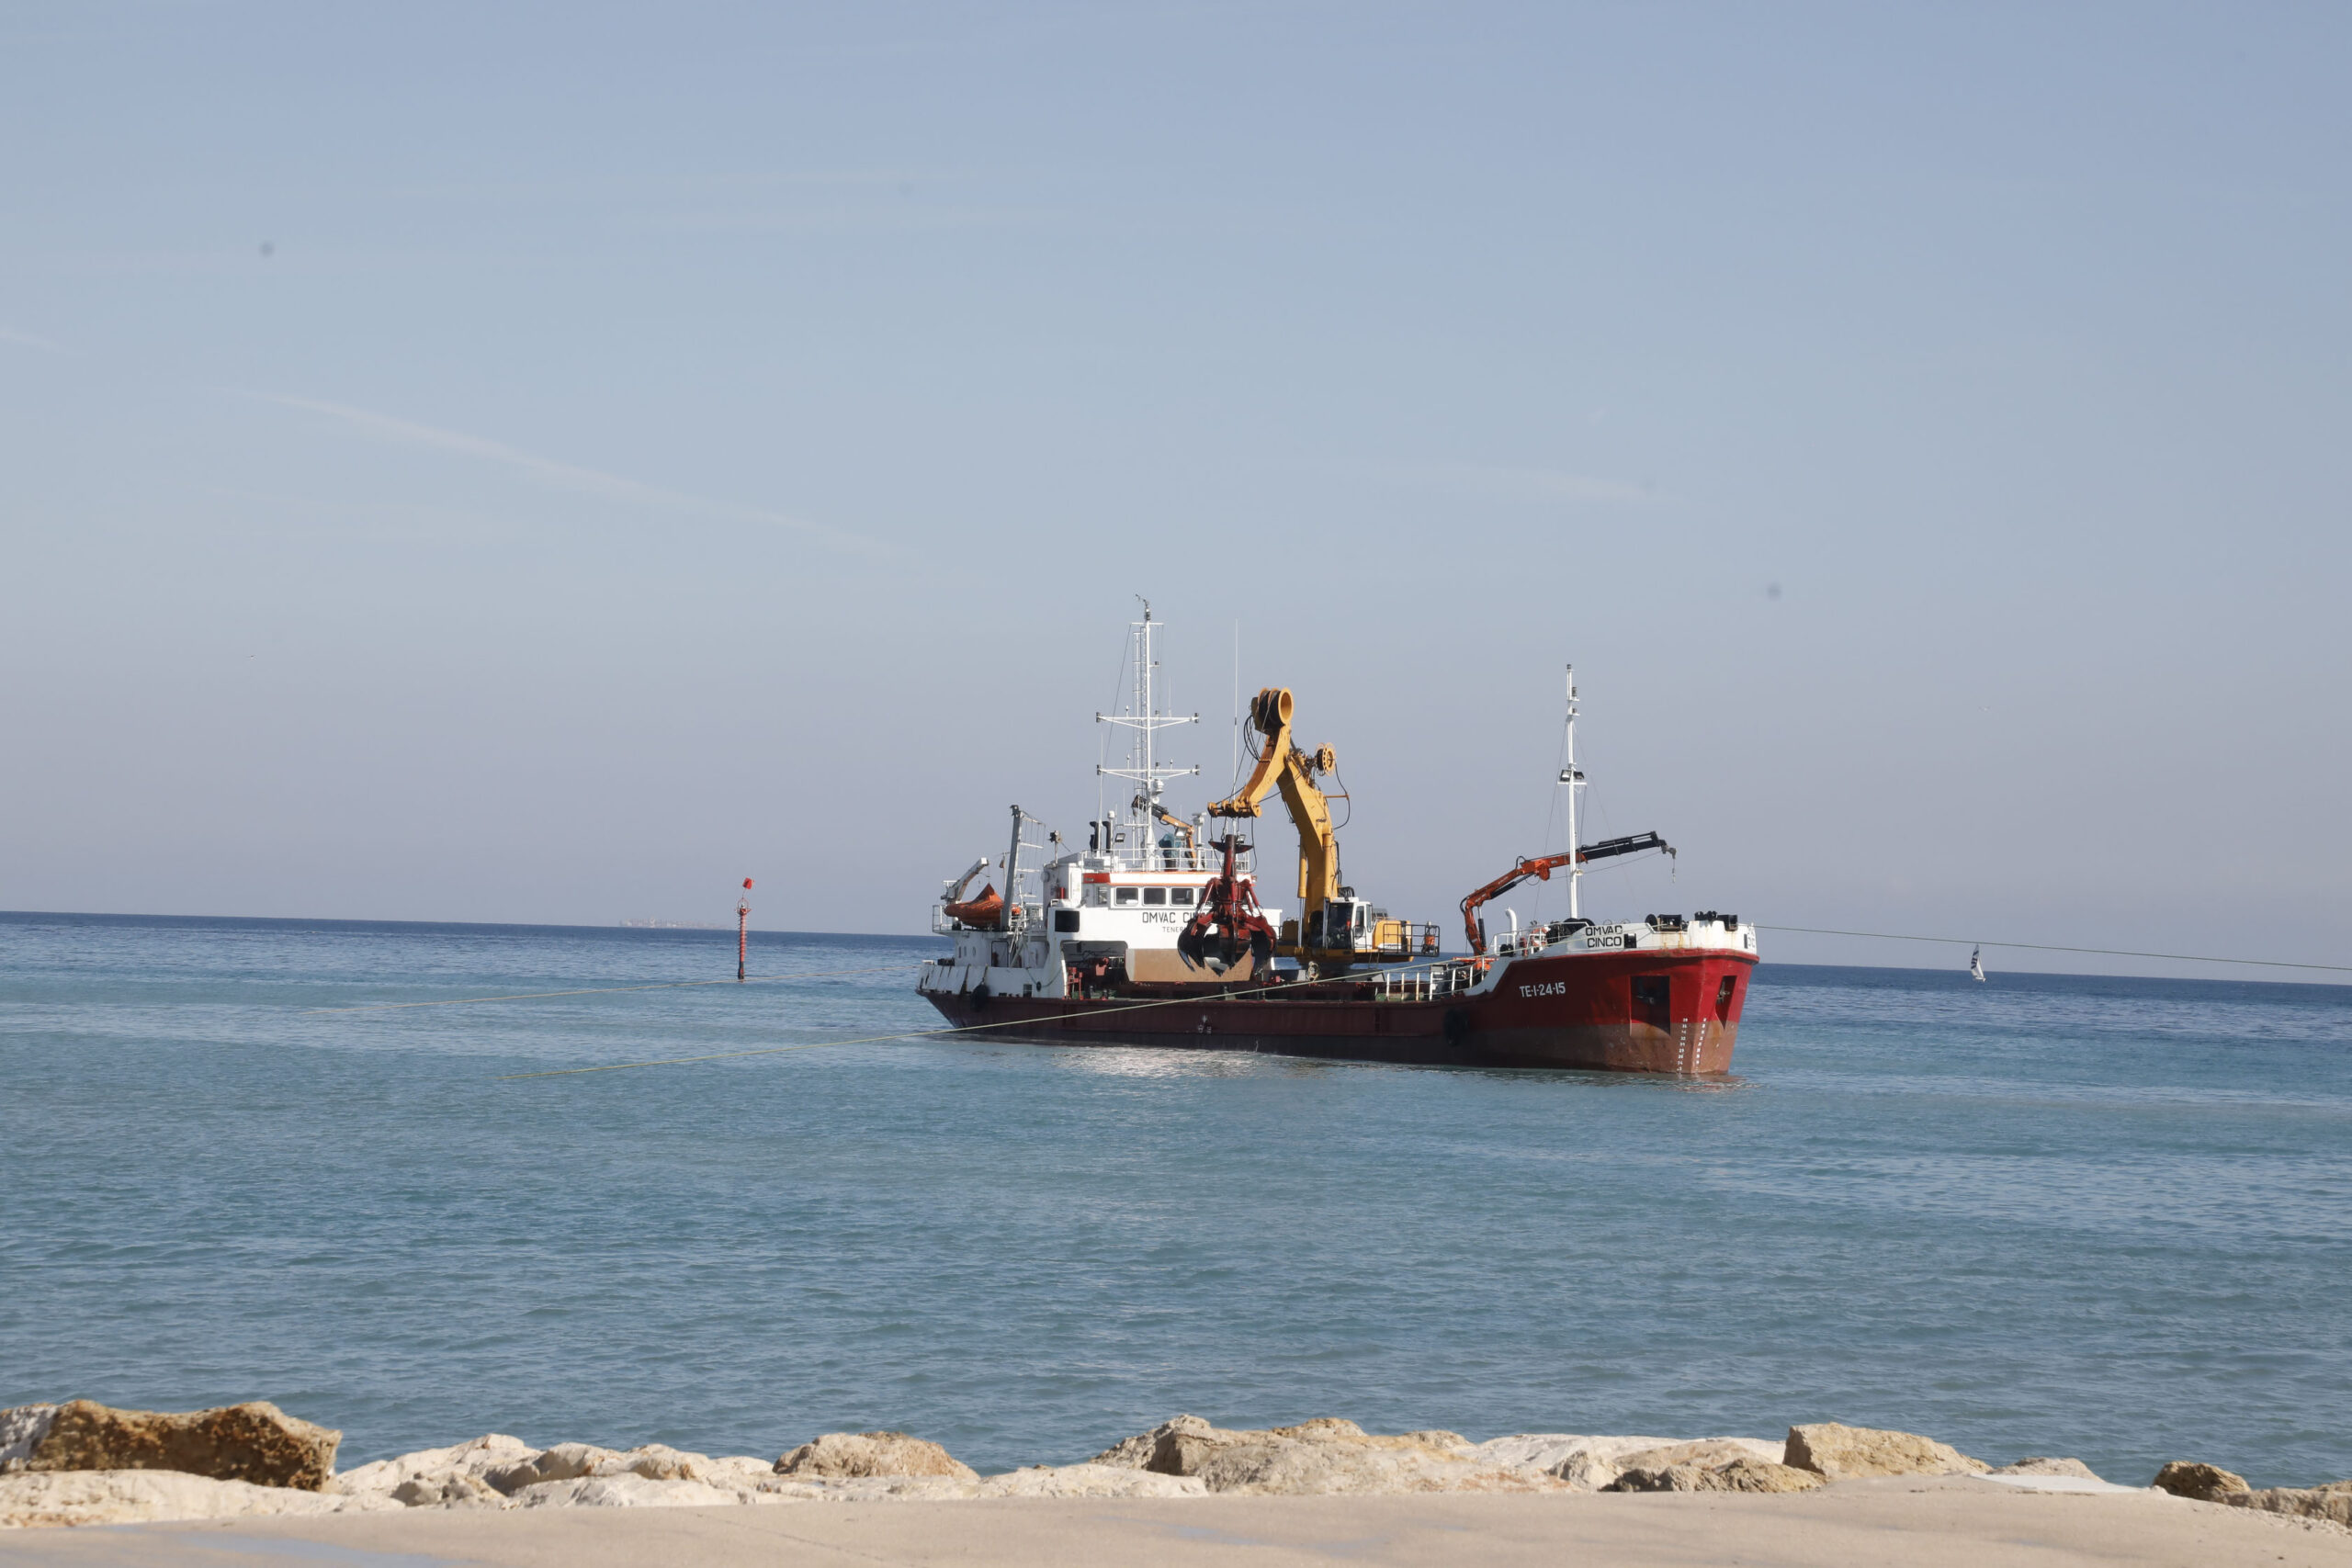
494, 953, 1476, 1081
1758, 926, 2350, 976
291, 923, 2344, 1080
300, 962, 922, 1014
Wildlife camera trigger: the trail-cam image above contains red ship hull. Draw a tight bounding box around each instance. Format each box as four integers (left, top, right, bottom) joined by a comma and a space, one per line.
922, 947, 1758, 1074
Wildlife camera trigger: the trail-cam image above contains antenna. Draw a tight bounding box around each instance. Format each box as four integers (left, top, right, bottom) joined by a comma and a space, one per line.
1098, 604, 1200, 864
1559, 666, 1585, 919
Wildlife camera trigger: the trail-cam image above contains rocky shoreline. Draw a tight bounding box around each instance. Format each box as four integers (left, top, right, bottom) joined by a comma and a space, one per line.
2, 1400, 2346, 1532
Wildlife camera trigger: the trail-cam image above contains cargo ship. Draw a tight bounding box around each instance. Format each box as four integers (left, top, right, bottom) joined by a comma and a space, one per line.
917, 607, 1756, 1074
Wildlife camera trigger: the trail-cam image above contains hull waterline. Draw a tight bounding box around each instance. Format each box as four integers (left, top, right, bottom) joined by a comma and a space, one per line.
922, 948, 1757, 1074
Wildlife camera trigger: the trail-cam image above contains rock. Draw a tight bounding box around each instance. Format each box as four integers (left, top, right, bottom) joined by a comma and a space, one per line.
1083, 1415, 1562, 1495
1397, 1429, 1472, 1451
1611, 1458, 1826, 1494
332, 1434, 537, 1500
390, 1472, 504, 1508
974, 1463, 1208, 1498
21, 1400, 340, 1492
1703, 1459, 1828, 1493
481, 1441, 617, 1495
688, 1455, 783, 1489
513, 1473, 749, 1509
2225, 1483, 2352, 1527
1783, 1422, 1987, 1480
1552, 1451, 1624, 1491
1610, 1463, 1710, 1493
1, 1406, 59, 1472
1186, 1438, 1540, 1496
1464, 1435, 1671, 1472
1087, 1414, 1233, 1474
1614, 1439, 1784, 1474
2150, 1461, 2251, 1501
345, 1438, 782, 1509
1090, 1416, 1397, 1475
1600, 1443, 1795, 1495
764, 1474, 976, 1502
1993, 1457, 2104, 1481
600, 1443, 713, 1483
1, 1469, 401, 1529
774, 1431, 977, 1480
1458, 1435, 1781, 1493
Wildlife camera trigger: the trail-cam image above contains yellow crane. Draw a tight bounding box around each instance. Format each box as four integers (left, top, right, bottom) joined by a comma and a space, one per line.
1209, 687, 1424, 965
1209, 687, 1337, 924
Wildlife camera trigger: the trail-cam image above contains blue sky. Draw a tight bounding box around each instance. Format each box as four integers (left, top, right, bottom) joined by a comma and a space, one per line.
4, 2, 2346, 974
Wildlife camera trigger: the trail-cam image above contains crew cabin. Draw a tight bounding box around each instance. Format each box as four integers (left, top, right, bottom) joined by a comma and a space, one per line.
919, 817, 1281, 1000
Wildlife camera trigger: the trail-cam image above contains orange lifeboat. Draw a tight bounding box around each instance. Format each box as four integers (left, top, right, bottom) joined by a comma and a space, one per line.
943, 884, 1004, 929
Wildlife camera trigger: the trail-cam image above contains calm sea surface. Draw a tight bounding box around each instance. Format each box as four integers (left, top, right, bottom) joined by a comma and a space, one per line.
3, 912, 2346, 1487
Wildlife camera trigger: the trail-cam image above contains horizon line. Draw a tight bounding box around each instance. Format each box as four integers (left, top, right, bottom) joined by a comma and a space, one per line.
1, 908, 2342, 987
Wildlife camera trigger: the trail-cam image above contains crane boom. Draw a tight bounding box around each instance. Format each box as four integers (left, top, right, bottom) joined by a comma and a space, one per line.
1142, 795, 1200, 864
1206, 686, 1341, 934
1459, 830, 1674, 954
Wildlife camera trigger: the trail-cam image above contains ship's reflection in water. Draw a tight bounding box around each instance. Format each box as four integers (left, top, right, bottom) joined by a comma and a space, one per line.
1026, 1041, 1752, 1093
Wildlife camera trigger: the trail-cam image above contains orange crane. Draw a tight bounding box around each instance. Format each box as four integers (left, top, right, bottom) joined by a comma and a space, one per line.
1459, 831, 1675, 955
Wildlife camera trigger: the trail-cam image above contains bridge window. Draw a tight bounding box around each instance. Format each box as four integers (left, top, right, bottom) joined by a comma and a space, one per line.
1170, 887, 1195, 907
1114, 887, 1139, 906
1143, 887, 1168, 906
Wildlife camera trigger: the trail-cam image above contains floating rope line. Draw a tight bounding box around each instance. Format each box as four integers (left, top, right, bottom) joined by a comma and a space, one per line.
300, 962, 923, 1014
1758, 926, 2351, 976
498, 953, 1475, 1080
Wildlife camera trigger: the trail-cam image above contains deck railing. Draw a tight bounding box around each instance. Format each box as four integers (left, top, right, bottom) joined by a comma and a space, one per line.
1374, 961, 1484, 1001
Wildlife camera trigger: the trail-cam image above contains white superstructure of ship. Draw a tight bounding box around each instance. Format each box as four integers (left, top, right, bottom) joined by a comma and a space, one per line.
920, 604, 1282, 1003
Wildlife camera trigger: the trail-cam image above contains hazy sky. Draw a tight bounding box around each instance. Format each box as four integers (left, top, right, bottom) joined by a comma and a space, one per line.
5, 3, 2346, 976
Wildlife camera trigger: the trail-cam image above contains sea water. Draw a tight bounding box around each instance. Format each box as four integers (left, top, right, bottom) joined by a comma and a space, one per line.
2, 912, 2346, 1486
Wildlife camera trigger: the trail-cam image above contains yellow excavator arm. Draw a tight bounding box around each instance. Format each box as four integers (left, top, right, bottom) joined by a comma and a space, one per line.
1142, 796, 1199, 864
1207, 687, 1340, 927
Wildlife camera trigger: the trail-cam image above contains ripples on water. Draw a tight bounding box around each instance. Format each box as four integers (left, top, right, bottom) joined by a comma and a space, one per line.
2, 913, 2346, 1485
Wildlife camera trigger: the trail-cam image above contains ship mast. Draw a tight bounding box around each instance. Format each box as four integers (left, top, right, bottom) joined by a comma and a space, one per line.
1098, 601, 1199, 863
1562, 664, 1585, 920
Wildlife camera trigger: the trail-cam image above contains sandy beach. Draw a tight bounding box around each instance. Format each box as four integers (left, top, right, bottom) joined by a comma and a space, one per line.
0, 1477, 2341, 1568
